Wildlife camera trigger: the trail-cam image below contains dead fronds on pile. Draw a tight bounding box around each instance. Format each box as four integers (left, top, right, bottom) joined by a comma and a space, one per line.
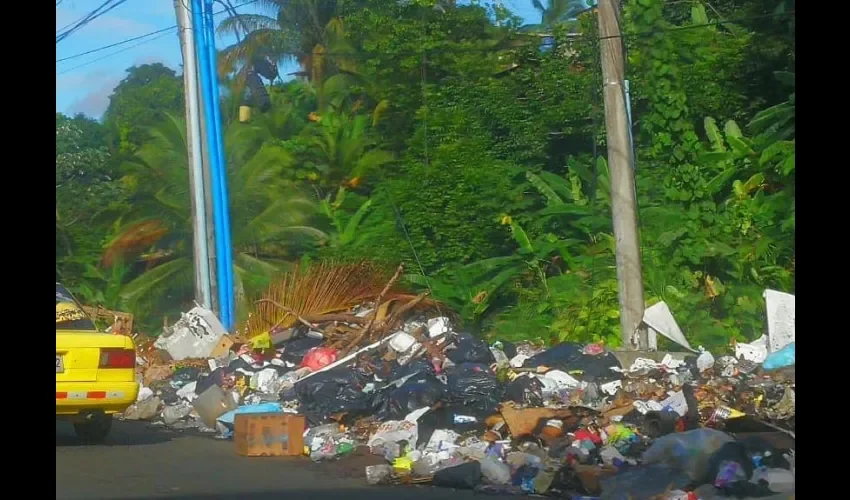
242, 260, 440, 340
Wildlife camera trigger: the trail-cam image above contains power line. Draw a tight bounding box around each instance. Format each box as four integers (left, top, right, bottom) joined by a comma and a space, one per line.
56, 8, 793, 68
56, 27, 176, 63
57, 0, 132, 45
56, 29, 176, 76
56, 0, 262, 63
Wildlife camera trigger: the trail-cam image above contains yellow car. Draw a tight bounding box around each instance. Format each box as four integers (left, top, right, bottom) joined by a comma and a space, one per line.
56, 283, 139, 442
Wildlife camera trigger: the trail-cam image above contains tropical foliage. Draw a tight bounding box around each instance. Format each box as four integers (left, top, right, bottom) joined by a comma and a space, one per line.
56, 0, 794, 348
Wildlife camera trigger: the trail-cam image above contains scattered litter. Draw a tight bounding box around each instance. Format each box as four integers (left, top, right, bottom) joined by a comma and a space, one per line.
124, 275, 795, 498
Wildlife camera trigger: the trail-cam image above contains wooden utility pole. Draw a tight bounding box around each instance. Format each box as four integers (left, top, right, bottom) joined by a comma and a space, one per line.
596, 0, 647, 349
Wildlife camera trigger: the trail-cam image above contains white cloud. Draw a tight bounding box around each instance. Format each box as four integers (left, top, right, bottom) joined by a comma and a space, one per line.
64, 74, 122, 118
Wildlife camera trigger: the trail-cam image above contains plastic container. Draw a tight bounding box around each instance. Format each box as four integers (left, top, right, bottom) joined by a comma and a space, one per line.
192, 384, 238, 427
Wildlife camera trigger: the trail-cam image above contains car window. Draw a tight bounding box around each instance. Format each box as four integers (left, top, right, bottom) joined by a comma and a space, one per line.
56, 283, 96, 331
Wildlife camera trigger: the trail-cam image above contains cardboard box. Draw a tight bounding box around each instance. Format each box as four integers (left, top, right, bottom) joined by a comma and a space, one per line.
210, 335, 234, 358
234, 413, 306, 457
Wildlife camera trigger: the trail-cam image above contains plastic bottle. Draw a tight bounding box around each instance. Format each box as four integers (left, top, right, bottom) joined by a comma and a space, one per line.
479, 457, 511, 485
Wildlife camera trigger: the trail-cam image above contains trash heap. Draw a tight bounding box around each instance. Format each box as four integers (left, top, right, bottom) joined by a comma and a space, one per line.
122, 267, 795, 499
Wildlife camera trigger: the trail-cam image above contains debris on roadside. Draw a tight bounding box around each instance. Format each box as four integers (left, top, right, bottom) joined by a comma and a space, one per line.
121, 263, 796, 498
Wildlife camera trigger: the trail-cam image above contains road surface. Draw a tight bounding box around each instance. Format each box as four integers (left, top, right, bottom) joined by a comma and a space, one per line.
56, 420, 513, 500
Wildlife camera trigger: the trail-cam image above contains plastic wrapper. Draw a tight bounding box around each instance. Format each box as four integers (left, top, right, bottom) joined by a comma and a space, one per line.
368, 420, 419, 461
445, 363, 504, 415
432, 461, 482, 489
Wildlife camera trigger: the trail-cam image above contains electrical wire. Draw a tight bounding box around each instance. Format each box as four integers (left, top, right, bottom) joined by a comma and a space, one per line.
56, 29, 176, 76
57, 9, 795, 66
57, 0, 132, 45
56, 0, 262, 63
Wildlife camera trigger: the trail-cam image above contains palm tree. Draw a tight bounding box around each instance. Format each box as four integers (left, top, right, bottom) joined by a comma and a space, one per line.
216, 0, 353, 84
523, 0, 596, 32
106, 111, 326, 322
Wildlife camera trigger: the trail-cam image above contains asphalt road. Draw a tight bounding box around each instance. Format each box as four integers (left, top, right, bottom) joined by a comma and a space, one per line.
57, 421, 516, 500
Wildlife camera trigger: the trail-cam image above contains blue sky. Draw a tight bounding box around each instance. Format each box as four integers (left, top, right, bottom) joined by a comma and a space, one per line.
56, 0, 541, 118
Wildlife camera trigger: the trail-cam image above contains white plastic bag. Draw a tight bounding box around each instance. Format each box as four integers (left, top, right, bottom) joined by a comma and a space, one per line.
696, 347, 715, 372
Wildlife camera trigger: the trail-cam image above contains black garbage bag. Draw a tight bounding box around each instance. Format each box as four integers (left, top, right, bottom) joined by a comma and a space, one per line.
445, 362, 504, 415
523, 342, 583, 367
446, 333, 495, 365
374, 373, 449, 421
717, 480, 777, 498
524, 342, 623, 383
432, 462, 482, 490
295, 366, 373, 423
706, 442, 754, 485
279, 336, 324, 365
504, 375, 544, 407
599, 463, 691, 500
501, 341, 518, 359
169, 366, 202, 387
387, 358, 435, 382
195, 367, 228, 395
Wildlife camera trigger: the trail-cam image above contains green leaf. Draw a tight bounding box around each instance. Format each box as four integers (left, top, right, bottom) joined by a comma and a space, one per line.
691, 4, 709, 25
526, 171, 564, 205
704, 117, 724, 152
120, 258, 191, 306
510, 221, 534, 254
340, 199, 372, 245
724, 120, 743, 139
727, 136, 756, 156
705, 167, 737, 195
782, 155, 795, 175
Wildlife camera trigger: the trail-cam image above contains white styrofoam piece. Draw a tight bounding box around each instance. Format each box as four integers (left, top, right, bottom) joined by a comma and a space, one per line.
735, 334, 768, 363
764, 289, 795, 353
642, 301, 696, 352
389, 332, 417, 352
154, 306, 227, 361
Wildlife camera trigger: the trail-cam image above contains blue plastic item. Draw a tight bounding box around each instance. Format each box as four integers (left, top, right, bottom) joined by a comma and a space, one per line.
216, 402, 284, 426
762, 343, 795, 371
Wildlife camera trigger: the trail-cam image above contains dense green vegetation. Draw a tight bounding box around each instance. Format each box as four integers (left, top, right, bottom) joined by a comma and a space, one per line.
55, 0, 794, 350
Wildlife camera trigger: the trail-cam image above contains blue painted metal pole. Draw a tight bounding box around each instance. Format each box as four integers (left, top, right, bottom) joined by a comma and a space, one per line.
190, 0, 231, 329
202, 0, 234, 329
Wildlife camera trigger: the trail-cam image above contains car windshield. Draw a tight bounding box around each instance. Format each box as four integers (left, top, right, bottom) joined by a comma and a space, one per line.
56, 283, 96, 331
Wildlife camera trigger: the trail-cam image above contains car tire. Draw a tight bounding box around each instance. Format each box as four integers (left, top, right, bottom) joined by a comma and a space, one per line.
74, 414, 113, 443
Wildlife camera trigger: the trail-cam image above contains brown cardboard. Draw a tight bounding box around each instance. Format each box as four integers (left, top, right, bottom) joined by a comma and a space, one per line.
234, 413, 306, 457
210, 335, 234, 358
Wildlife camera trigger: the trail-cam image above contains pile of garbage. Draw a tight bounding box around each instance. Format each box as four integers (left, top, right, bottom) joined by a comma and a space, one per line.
122, 281, 795, 499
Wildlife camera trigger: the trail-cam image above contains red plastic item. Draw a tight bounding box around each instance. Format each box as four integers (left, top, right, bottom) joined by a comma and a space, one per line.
582, 343, 605, 356
300, 347, 338, 371
574, 429, 602, 445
